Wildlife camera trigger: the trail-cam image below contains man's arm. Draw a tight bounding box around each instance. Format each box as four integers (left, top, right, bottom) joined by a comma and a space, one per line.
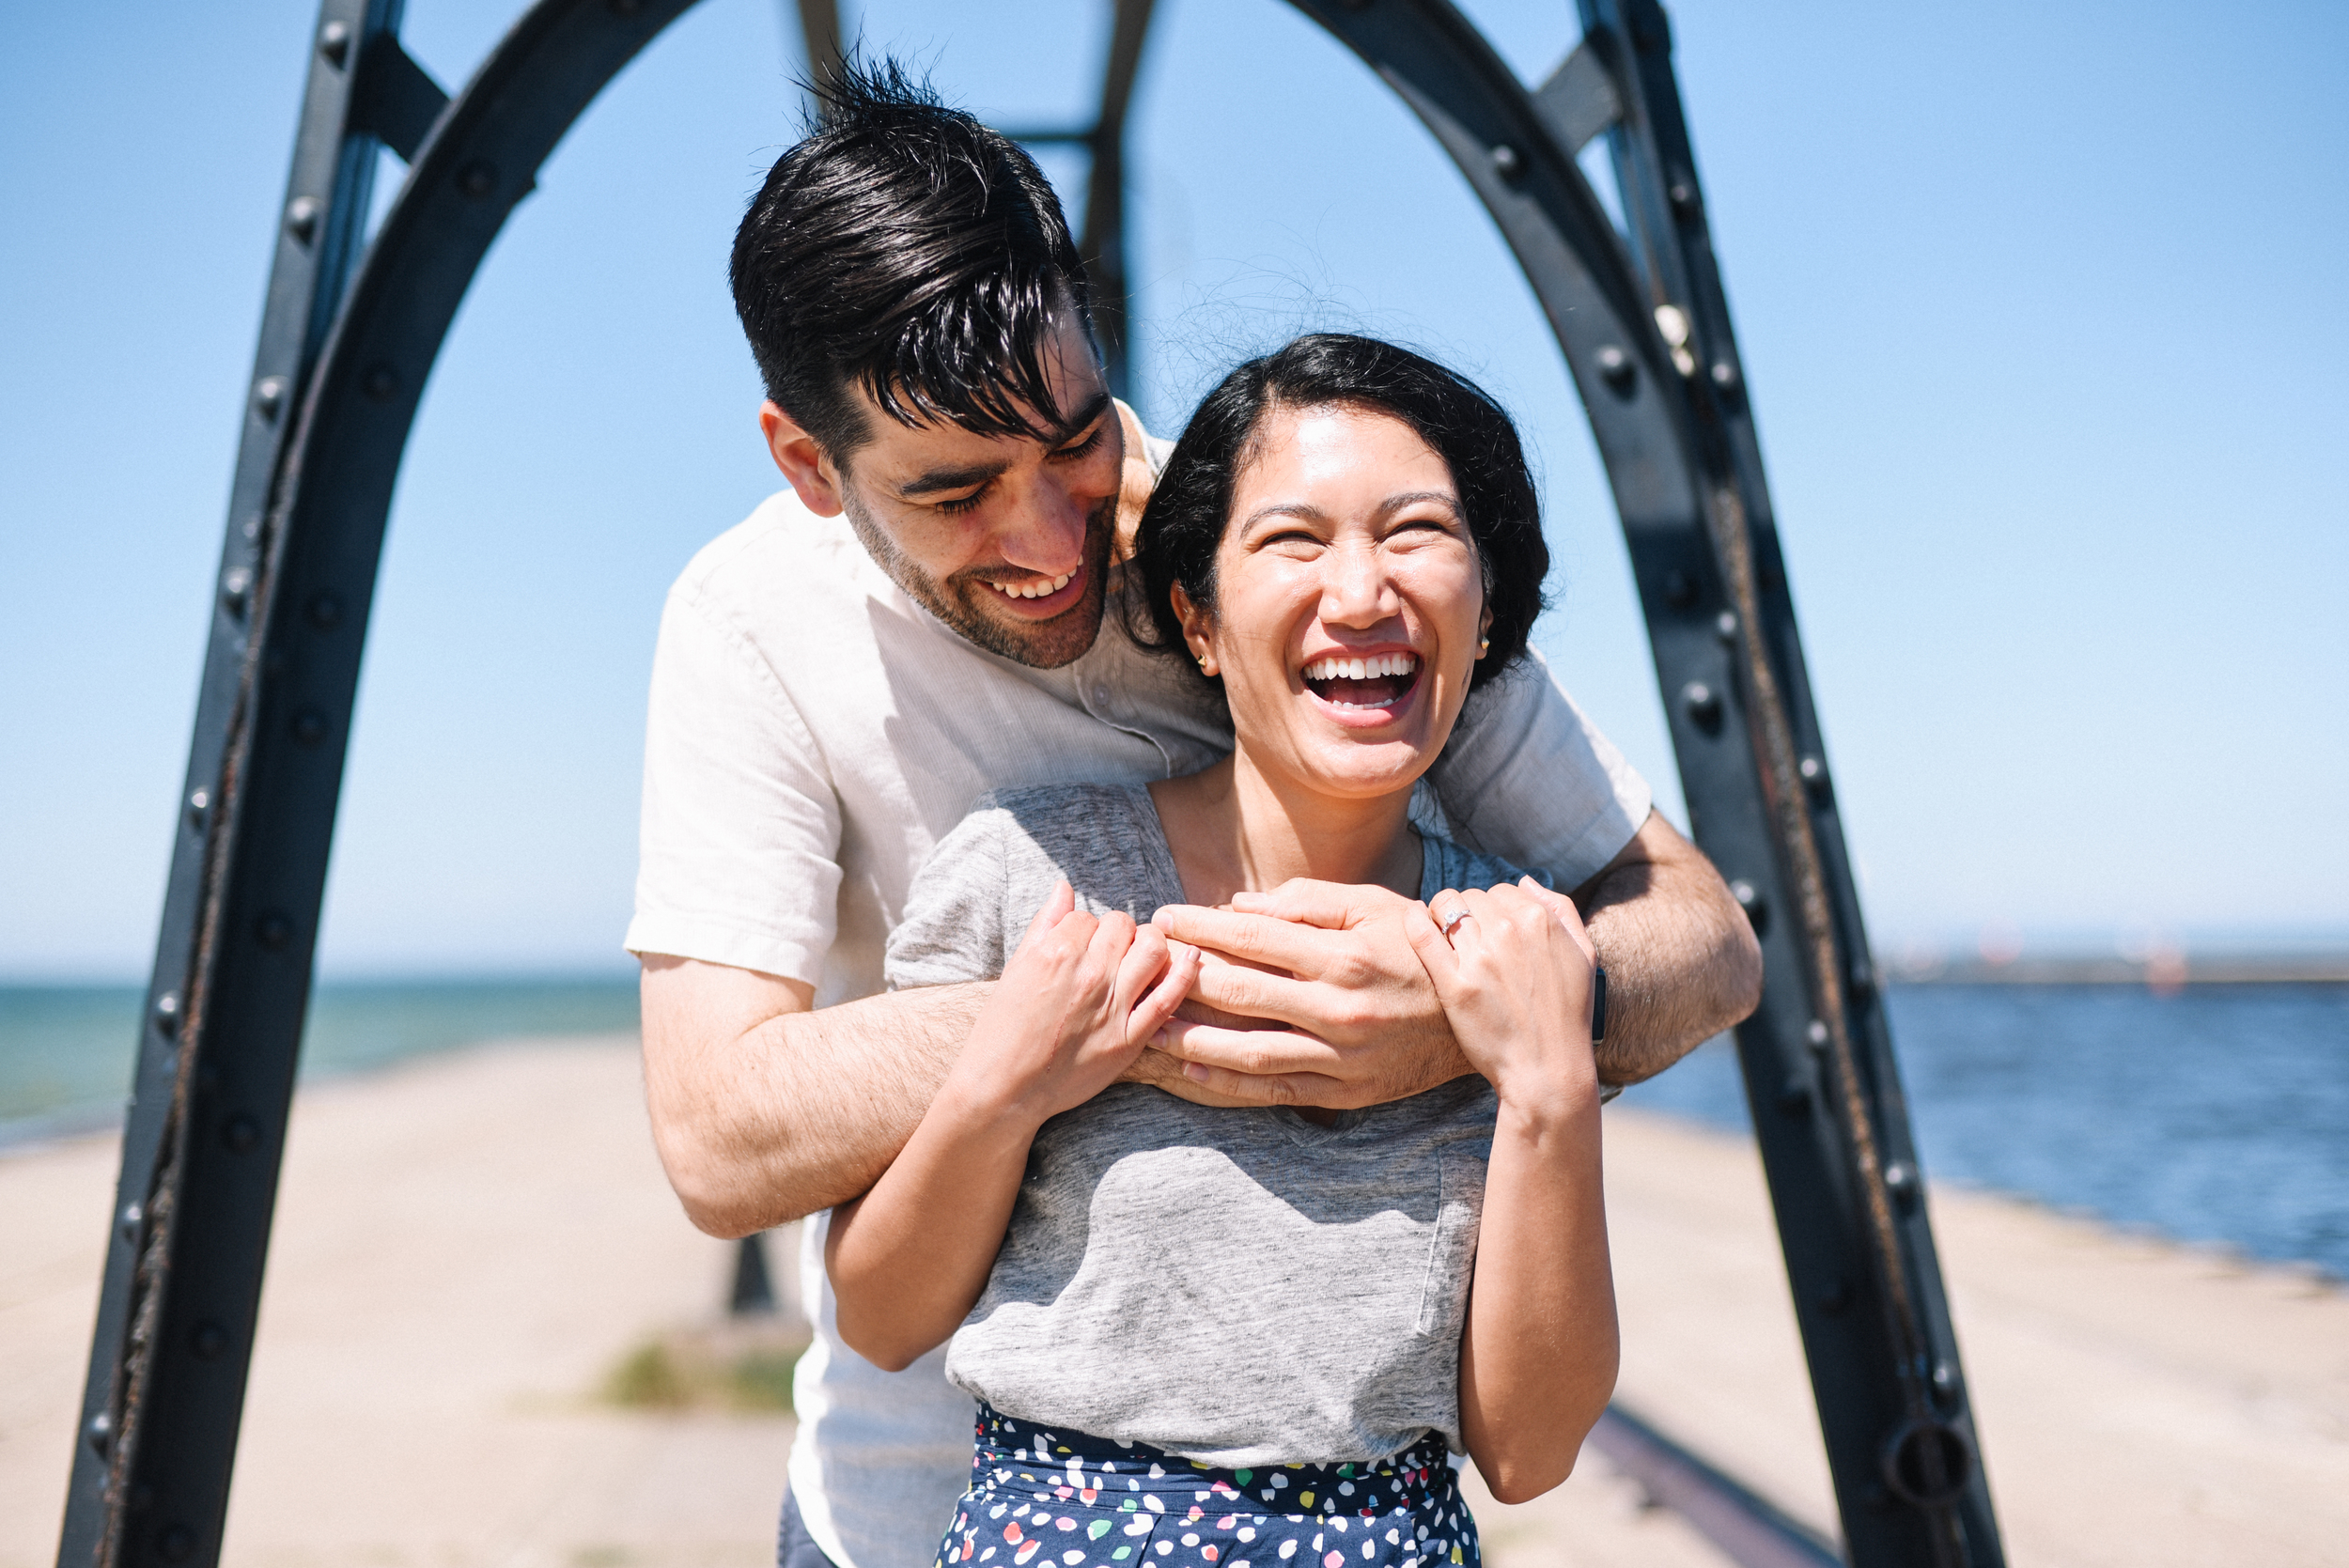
637, 955, 986, 1236
1146, 809, 1761, 1103
1569, 810, 1763, 1082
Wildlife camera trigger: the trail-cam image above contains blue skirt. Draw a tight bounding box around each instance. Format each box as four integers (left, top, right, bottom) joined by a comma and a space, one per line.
936, 1405, 1481, 1568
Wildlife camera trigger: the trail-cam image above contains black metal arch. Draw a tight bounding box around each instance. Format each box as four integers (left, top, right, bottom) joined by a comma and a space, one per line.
61, 4, 2003, 1566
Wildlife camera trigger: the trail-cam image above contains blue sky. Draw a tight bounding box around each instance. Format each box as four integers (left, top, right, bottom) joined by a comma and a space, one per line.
3, 0, 2344, 979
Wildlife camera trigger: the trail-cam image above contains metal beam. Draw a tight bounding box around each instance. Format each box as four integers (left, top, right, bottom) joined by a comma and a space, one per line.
794, 0, 841, 97
1577, 2, 2001, 1558
56, 4, 695, 1564
1078, 0, 1156, 401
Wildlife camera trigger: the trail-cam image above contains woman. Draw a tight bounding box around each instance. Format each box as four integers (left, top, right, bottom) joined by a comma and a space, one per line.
826, 334, 1617, 1566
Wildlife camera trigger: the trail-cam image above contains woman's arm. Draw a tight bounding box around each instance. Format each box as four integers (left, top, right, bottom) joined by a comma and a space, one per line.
825, 885, 1197, 1371
1408, 878, 1619, 1505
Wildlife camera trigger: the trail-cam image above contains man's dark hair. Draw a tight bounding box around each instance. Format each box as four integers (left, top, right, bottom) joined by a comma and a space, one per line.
1131, 333, 1550, 695
730, 57, 1094, 462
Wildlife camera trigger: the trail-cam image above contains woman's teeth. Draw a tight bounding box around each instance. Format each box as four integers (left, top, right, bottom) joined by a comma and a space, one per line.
990, 572, 1073, 601
1302, 652, 1419, 682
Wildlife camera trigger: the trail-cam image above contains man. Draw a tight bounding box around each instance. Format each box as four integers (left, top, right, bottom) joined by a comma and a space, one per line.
628, 60, 1761, 1568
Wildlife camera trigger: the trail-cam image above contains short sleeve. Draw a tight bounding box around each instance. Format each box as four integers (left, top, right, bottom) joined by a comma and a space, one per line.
1427, 648, 1652, 892
886, 805, 1015, 991
625, 584, 844, 985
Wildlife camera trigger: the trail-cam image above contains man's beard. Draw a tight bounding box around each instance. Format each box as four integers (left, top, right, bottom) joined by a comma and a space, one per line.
836, 489, 1116, 670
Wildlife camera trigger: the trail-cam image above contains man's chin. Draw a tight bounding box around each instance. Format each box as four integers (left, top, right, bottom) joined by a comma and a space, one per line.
951, 588, 1105, 669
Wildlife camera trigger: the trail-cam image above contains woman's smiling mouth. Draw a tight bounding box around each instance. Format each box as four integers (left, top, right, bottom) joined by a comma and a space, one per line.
1301, 650, 1421, 711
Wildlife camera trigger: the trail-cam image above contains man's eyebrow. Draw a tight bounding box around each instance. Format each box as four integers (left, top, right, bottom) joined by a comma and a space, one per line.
1046, 391, 1114, 447
894, 393, 1115, 498
898, 458, 1012, 499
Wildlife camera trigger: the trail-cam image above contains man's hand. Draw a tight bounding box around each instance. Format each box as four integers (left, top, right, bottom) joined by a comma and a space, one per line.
1143, 810, 1764, 1105
1145, 881, 1472, 1108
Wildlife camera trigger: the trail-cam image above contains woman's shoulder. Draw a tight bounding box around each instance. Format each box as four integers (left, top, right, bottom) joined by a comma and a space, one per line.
1420, 833, 1552, 899
965, 781, 1158, 832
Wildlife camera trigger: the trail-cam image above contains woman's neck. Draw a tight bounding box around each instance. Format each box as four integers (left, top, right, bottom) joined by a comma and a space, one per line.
1148, 750, 1423, 908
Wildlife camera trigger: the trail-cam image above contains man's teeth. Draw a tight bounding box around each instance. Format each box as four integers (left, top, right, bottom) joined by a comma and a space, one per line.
1302, 652, 1420, 682
991, 572, 1073, 600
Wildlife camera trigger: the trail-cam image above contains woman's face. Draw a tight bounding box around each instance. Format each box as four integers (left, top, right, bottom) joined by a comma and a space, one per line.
1178, 402, 1490, 802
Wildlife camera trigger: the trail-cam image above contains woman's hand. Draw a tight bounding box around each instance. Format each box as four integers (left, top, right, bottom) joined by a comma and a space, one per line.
826, 883, 1196, 1373
1405, 876, 1598, 1111
1413, 876, 1618, 1503
951, 882, 1200, 1131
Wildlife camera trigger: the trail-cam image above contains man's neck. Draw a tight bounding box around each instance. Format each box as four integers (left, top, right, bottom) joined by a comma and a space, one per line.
1149, 753, 1422, 908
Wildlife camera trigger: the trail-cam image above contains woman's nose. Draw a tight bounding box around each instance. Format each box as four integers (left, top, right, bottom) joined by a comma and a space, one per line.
1320, 542, 1399, 626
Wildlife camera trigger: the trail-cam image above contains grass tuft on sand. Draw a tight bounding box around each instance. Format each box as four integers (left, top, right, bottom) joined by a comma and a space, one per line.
601, 1323, 810, 1415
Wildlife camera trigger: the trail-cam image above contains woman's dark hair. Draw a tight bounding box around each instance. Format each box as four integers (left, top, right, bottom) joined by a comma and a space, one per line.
730, 56, 1093, 464
1131, 334, 1549, 694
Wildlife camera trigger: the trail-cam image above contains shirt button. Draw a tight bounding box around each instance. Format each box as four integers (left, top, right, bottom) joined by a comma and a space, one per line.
1092, 684, 1111, 707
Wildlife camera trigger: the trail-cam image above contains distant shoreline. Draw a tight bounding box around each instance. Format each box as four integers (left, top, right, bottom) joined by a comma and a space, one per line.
1893, 956, 2349, 986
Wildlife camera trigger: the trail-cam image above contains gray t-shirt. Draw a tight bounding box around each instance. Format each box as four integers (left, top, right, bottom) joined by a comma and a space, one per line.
884, 783, 1536, 1466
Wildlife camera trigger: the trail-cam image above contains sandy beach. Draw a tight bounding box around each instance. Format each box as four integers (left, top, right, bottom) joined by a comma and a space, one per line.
4, 1037, 2343, 1568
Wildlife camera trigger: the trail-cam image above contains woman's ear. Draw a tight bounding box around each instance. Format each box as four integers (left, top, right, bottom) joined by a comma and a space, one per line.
1171, 582, 1221, 677
1476, 604, 1495, 660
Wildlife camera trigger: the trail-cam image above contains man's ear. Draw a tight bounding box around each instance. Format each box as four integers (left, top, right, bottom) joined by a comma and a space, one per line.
759, 400, 846, 519
1171, 582, 1220, 677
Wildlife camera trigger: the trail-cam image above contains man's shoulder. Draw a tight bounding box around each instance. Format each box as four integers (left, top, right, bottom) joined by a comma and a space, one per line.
668, 488, 881, 616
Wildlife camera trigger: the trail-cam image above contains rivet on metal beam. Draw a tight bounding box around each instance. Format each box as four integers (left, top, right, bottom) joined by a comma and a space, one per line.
1714, 610, 1738, 644
1818, 1278, 1855, 1316
85, 1410, 112, 1457
191, 1321, 229, 1360
1710, 359, 1741, 396
117, 1202, 143, 1241
1931, 1358, 1961, 1410
457, 161, 498, 199
222, 1115, 261, 1156
362, 363, 400, 401
255, 911, 294, 952
154, 993, 181, 1037
318, 20, 351, 67
1680, 680, 1721, 730
307, 592, 344, 629
285, 195, 321, 244
1730, 879, 1767, 935
1799, 753, 1830, 800
1806, 1018, 1829, 1054
1488, 144, 1523, 183
1661, 569, 1695, 609
1594, 345, 1637, 398
252, 377, 287, 422
1850, 955, 1876, 999
221, 567, 253, 619
187, 787, 210, 832
1883, 1160, 1918, 1209
157, 1524, 197, 1564
1776, 1075, 1812, 1116
290, 708, 330, 745
1667, 168, 1699, 214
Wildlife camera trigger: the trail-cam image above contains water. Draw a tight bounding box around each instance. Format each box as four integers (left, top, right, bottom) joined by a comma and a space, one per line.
0, 979, 640, 1145
1620, 983, 2349, 1280
7, 979, 2345, 1278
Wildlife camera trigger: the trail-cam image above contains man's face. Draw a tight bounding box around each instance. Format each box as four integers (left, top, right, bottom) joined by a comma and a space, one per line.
786, 315, 1124, 670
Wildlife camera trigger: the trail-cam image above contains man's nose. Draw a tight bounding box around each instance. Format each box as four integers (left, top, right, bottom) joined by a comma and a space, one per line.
1321, 541, 1400, 626
996, 468, 1092, 575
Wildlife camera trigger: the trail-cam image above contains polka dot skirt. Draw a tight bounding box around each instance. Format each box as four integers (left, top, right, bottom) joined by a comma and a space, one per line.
934, 1405, 1480, 1568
